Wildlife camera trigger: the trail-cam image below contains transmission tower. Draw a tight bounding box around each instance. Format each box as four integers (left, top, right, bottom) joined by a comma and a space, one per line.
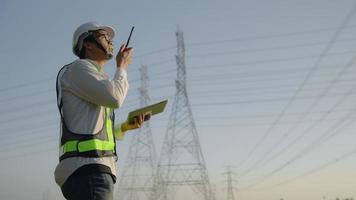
223, 166, 237, 200
116, 65, 158, 200
154, 29, 213, 200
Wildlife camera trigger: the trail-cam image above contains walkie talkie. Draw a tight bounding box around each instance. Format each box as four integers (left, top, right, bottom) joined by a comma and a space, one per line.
125, 26, 134, 48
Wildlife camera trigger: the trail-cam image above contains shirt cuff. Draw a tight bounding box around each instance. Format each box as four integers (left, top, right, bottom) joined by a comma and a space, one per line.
114, 68, 127, 81
114, 123, 126, 140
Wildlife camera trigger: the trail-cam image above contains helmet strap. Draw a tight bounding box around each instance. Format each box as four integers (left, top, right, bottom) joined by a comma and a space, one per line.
93, 37, 113, 60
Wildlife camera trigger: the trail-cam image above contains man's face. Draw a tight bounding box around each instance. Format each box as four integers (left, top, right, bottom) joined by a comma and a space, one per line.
92, 29, 114, 58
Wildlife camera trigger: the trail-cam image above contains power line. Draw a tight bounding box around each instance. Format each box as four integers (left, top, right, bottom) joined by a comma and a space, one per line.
1, 64, 354, 109
0, 98, 55, 115
194, 116, 356, 127
0, 133, 57, 153
119, 84, 356, 115
236, 53, 356, 178
228, 83, 356, 182
188, 78, 356, 96
240, 84, 356, 179
0, 122, 64, 155
191, 92, 356, 106
135, 25, 356, 59
0, 122, 58, 141
240, 107, 356, 189
187, 26, 356, 47
0, 116, 58, 135
120, 92, 356, 117
190, 79, 356, 96
135, 39, 356, 80
0, 77, 53, 93
2, 108, 355, 156
0, 88, 53, 103
186, 38, 356, 59
241, 147, 356, 192
140, 61, 356, 85
1, 48, 355, 98
129, 76, 356, 100
270, 148, 356, 189
5, 107, 355, 151
235, 4, 356, 170
3, 25, 356, 95
190, 83, 356, 100
0, 107, 56, 125
142, 49, 356, 75
0, 145, 57, 161
135, 46, 176, 58
191, 109, 353, 120
1, 72, 354, 126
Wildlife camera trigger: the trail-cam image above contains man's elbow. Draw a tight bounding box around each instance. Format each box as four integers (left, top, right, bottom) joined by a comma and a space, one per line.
102, 86, 128, 108
105, 96, 124, 109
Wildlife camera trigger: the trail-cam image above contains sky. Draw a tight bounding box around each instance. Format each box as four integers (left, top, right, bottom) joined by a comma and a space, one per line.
0, 0, 356, 200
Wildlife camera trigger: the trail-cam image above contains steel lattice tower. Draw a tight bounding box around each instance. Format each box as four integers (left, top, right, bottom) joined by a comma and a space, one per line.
154, 29, 213, 200
116, 65, 158, 200
223, 166, 237, 200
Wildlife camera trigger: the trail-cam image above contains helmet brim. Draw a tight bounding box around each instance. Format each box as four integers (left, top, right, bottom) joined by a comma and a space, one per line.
98, 25, 115, 40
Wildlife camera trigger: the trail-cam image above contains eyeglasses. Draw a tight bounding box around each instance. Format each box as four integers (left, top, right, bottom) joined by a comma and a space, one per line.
96, 33, 112, 43
89, 30, 112, 43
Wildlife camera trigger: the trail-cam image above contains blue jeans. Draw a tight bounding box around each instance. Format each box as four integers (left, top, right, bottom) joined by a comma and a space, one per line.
61, 173, 114, 200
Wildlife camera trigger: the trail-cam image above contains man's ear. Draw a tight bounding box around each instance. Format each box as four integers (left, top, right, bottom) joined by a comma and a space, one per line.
83, 42, 92, 50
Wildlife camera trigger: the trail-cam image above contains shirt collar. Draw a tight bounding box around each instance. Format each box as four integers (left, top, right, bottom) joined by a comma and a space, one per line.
84, 59, 103, 72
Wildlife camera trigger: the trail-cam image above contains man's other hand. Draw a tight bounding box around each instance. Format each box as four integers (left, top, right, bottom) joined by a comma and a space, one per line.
121, 112, 151, 132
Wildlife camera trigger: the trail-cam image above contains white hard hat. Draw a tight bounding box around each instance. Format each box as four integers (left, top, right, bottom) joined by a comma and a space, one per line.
72, 22, 115, 57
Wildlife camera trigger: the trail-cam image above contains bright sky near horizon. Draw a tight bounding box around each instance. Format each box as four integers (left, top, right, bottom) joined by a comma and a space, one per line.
1, 0, 356, 200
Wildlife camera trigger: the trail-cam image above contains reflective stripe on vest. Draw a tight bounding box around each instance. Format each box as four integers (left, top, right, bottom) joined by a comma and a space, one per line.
59, 108, 115, 157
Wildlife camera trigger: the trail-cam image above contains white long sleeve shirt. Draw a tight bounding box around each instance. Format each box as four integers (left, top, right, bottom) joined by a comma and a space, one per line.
54, 59, 129, 187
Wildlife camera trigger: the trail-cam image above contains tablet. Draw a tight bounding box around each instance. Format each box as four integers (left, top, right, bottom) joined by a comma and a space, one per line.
127, 100, 168, 123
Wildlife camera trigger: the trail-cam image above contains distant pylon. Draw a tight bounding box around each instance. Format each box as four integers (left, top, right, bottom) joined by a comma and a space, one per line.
154, 28, 214, 200
223, 166, 237, 200
116, 65, 158, 200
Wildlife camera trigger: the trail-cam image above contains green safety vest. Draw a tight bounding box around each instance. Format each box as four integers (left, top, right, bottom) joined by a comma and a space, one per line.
56, 64, 117, 161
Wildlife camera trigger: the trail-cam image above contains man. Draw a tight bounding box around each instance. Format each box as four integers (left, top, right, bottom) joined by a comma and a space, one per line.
54, 22, 149, 200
